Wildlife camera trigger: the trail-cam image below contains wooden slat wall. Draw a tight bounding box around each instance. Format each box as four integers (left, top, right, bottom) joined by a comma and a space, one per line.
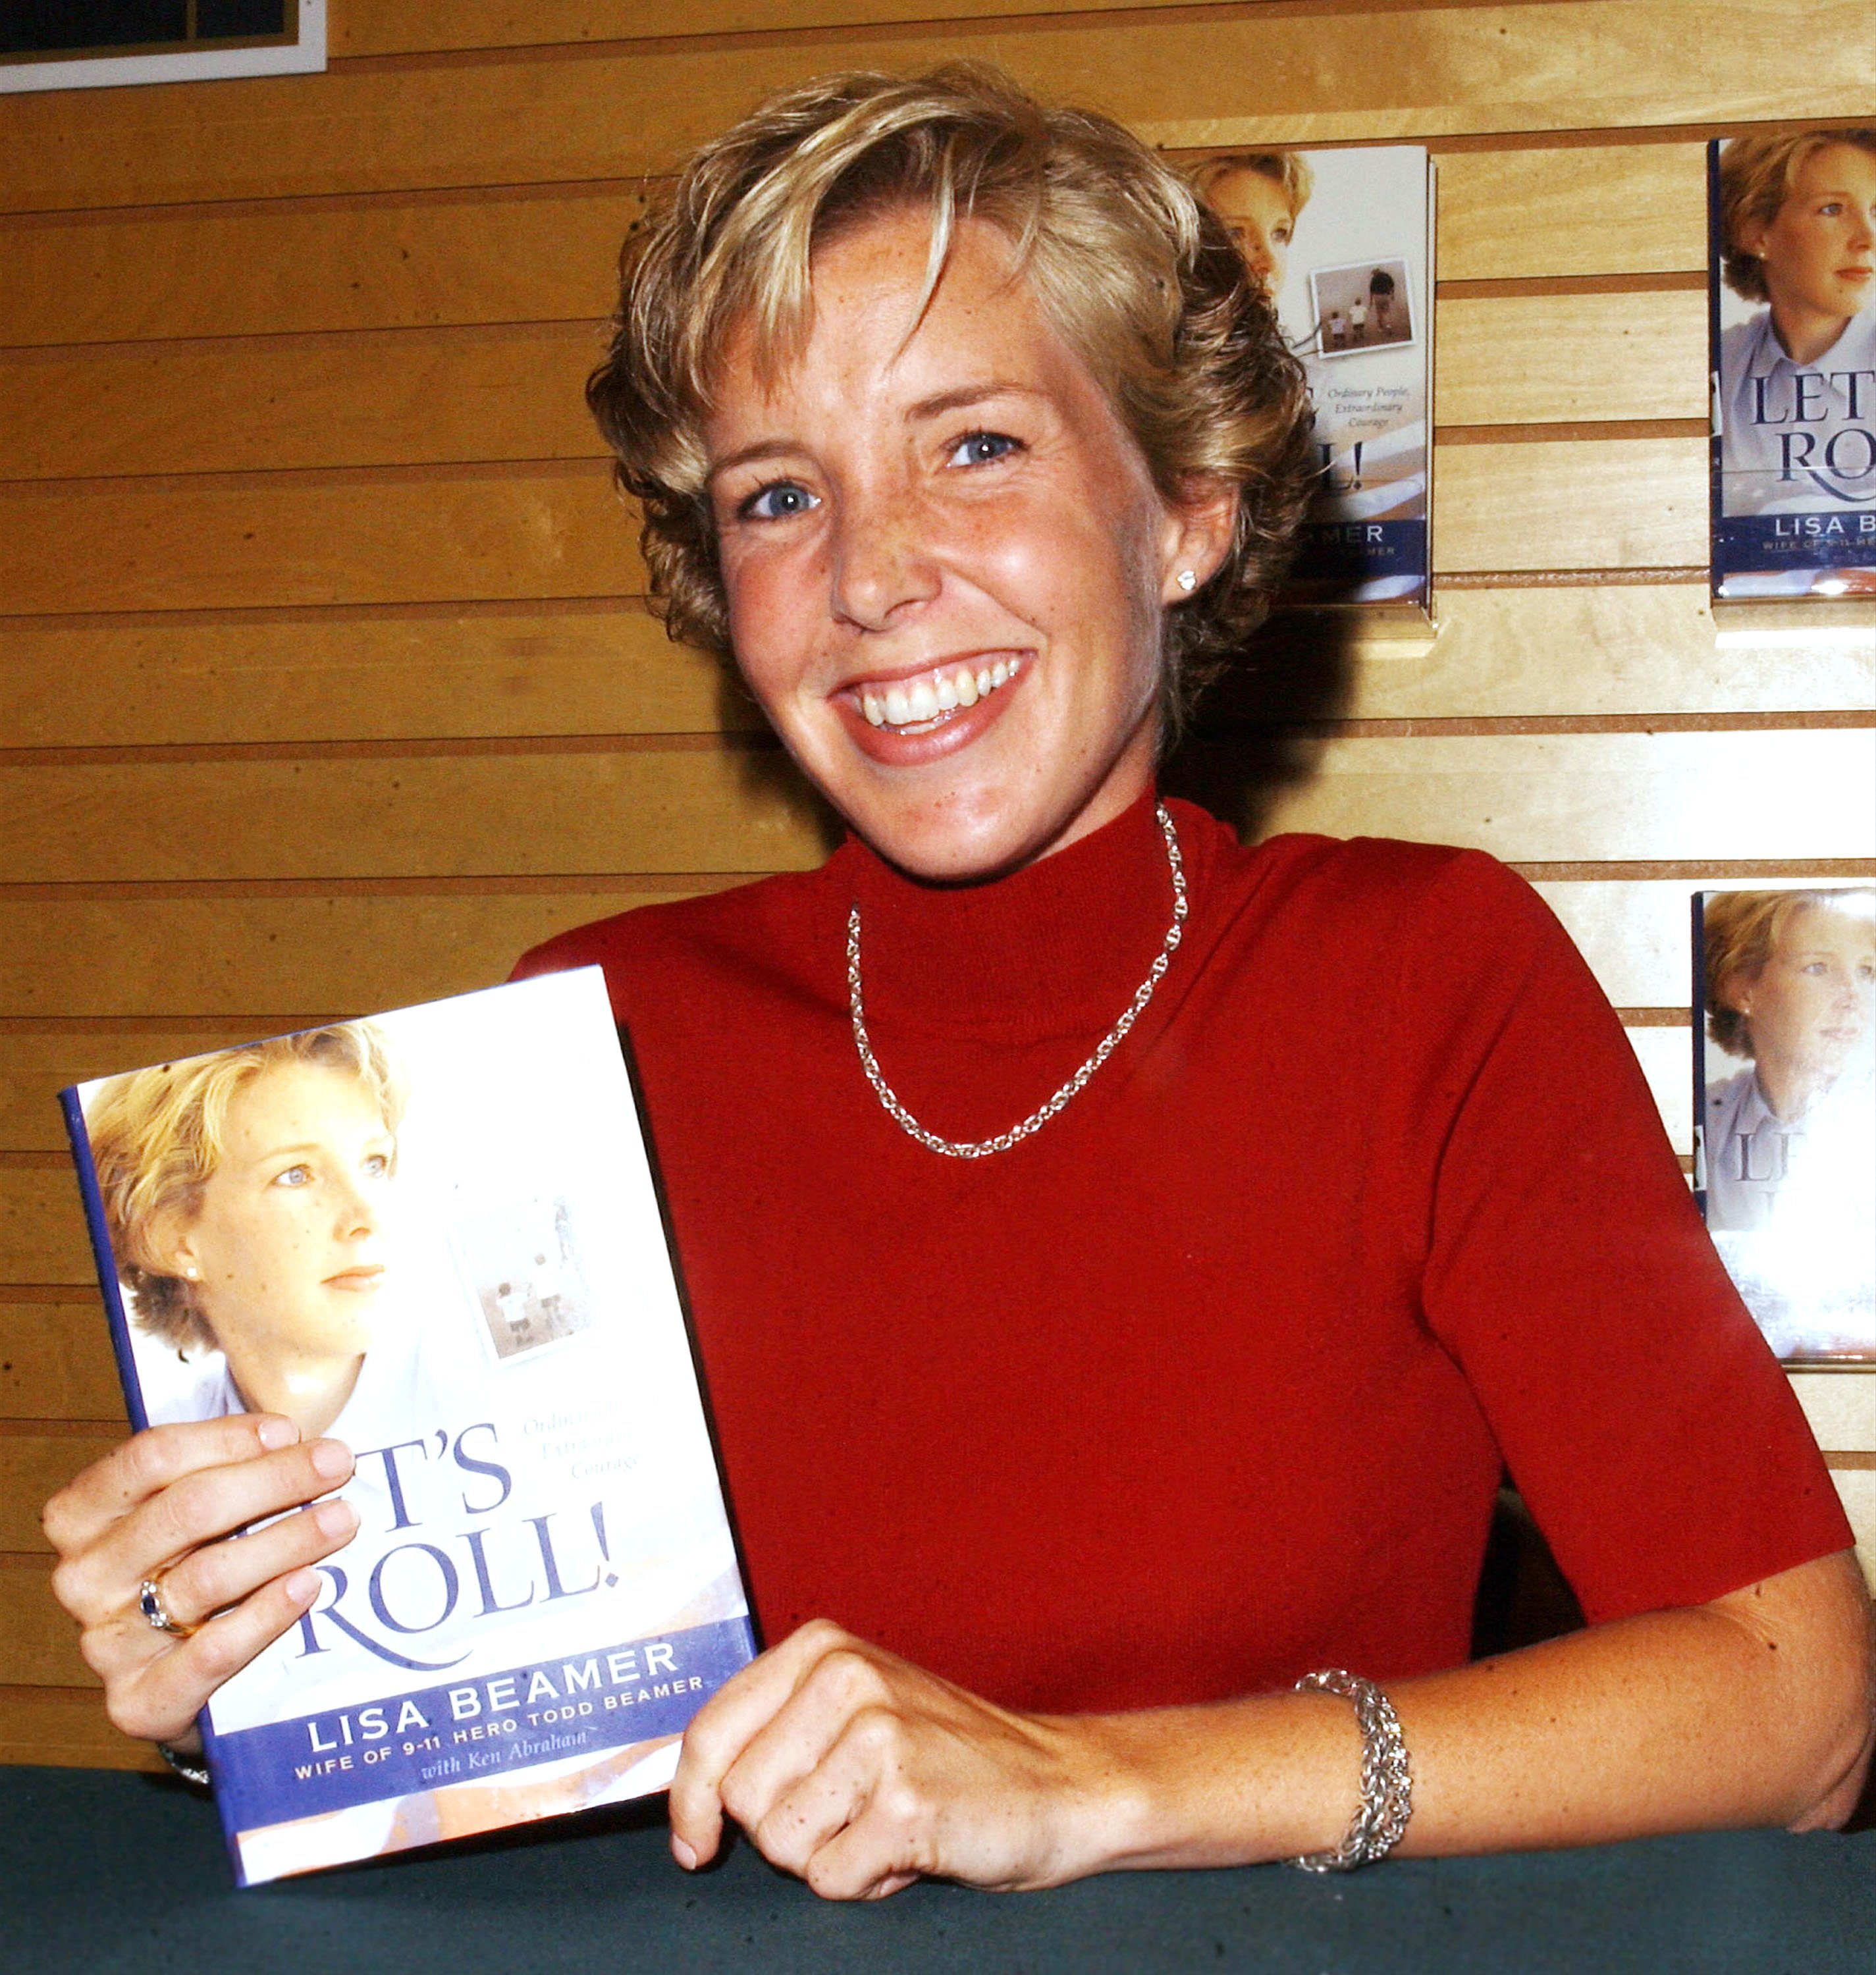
2, 0, 1873, 1772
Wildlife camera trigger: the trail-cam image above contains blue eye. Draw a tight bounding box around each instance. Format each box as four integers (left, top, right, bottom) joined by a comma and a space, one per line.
741, 481, 817, 521
949, 431, 1019, 467
275, 1164, 313, 1188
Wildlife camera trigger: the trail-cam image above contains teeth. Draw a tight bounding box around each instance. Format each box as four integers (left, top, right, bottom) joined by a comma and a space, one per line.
863, 658, 1022, 729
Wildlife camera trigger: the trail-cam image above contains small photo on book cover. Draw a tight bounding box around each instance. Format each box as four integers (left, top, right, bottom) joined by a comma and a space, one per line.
1709, 130, 1876, 599
62, 968, 755, 1885
1693, 889, 1875, 1363
1193, 145, 1433, 608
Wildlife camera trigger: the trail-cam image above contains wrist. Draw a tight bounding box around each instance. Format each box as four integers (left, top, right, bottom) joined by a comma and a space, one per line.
1044, 1693, 1368, 1874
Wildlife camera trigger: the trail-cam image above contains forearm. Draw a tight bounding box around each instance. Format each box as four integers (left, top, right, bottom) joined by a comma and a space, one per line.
1059, 1551, 1875, 1876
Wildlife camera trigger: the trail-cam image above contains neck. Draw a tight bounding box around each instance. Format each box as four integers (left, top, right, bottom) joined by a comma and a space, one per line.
1755, 1057, 1830, 1124
1768, 300, 1849, 369
221, 1342, 364, 1440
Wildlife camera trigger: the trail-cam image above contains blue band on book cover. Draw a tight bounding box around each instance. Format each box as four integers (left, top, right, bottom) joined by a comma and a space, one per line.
61, 969, 755, 1885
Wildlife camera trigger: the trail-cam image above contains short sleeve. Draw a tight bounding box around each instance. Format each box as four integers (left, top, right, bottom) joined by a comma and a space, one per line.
1393, 853, 1850, 1623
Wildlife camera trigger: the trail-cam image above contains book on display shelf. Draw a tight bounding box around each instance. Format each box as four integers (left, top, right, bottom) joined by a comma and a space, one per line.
1692, 888, 1876, 1365
1194, 143, 1435, 618
61, 967, 754, 1885
1709, 130, 1876, 600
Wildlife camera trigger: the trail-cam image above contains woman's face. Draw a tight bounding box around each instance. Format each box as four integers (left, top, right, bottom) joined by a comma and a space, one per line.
1744, 142, 1876, 325
167, 1061, 396, 1368
1729, 907, 1876, 1086
703, 208, 1229, 881
1204, 167, 1297, 295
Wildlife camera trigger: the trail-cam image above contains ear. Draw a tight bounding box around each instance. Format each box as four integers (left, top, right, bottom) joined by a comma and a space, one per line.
146, 1207, 202, 1285
1158, 475, 1240, 605
1717, 968, 1754, 1020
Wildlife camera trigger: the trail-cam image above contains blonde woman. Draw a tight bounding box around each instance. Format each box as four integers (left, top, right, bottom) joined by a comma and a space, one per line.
1188, 149, 1313, 296
47, 67, 1871, 1897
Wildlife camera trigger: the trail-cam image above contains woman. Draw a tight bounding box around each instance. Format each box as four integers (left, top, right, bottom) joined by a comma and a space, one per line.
1717, 129, 1876, 515
84, 1025, 409, 1440
45, 66, 1871, 1897
1188, 149, 1312, 297
1700, 891, 1875, 1358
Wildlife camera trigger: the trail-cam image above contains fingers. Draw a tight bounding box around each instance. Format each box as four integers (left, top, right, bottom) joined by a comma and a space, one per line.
147, 1496, 359, 1634
51, 1435, 354, 1629
749, 1706, 919, 1893
670, 1618, 855, 1868
78, 1496, 362, 1743
101, 1566, 329, 1747
42, 1415, 299, 1558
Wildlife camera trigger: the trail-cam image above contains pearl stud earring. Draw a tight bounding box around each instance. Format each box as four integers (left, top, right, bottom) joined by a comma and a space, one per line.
1176, 569, 1197, 592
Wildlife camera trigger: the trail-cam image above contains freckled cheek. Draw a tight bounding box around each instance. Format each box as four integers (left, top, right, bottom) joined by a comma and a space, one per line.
724, 556, 822, 702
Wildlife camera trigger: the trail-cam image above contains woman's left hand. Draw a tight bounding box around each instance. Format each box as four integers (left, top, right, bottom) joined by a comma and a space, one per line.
666, 1619, 1116, 1899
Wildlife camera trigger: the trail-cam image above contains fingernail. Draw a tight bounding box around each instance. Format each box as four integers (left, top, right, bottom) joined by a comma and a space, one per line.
672, 1836, 697, 1871
313, 1500, 357, 1539
255, 1415, 297, 1451
284, 1569, 320, 1606
309, 1439, 352, 1481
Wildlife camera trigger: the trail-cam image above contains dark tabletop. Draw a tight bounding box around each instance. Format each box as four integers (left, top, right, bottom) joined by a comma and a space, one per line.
1, 1766, 1871, 1975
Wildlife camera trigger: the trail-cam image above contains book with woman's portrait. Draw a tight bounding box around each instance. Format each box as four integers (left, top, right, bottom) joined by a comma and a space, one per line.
1694, 889, 1876, 1363
61, 968, 753, 1885
1191, 144, 1433, 611
1709, 131, 1876, 599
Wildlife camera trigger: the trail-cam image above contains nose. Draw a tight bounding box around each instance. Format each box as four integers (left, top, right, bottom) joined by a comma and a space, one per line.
828, 472, 942, 633
333, 1174, 381, 1242
1239, 229, 1275, 288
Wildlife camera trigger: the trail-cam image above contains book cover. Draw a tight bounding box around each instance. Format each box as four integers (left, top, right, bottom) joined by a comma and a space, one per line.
61, 967, 755, 1885
1194, 145, 1434, 610
1692, 889, 1875, 1363
1708, 131, 1876, 600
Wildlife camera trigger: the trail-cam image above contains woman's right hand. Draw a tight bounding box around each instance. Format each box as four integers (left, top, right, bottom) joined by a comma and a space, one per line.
42, 1415, 358, 1751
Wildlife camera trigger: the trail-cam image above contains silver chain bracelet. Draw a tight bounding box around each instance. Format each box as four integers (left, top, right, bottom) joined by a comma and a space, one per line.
155, 1741, 211, 1790
1287, 1669, 1412, 1871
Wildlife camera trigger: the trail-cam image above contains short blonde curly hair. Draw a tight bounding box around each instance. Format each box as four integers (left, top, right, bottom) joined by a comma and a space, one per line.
82, 1026, 405, 1356
587, 62, 1316, 725
1719, 128, 1876, 305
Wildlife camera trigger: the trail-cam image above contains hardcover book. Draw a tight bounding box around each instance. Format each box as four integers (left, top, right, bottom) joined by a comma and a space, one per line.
1195, 144, 1434, 612
1692, 889, 1875, 1363
1708, 132, 1876, 600
62, 968, 755, 1885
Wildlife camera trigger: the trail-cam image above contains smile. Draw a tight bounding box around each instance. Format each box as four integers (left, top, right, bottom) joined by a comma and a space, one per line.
854, 656, 1025, 732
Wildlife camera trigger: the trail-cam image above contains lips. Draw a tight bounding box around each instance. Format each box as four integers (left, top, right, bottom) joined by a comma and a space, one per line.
834, 650, 1031, 761
324, 1266, 385, 1292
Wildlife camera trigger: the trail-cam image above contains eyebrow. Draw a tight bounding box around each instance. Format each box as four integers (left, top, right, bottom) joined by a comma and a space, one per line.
706, 381, 1048, 487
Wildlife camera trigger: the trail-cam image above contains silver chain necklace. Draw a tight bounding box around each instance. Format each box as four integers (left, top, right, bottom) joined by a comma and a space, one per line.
845, 803, 1188, 1159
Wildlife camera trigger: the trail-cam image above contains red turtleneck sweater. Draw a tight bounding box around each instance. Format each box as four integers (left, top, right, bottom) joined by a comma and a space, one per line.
513, 794, 1848, 1714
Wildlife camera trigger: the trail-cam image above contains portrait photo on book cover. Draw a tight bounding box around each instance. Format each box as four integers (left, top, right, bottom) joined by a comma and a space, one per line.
1711, 128, 1876, 598
1190, 145, 1430, 606
1695, 887, 1876, 1364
